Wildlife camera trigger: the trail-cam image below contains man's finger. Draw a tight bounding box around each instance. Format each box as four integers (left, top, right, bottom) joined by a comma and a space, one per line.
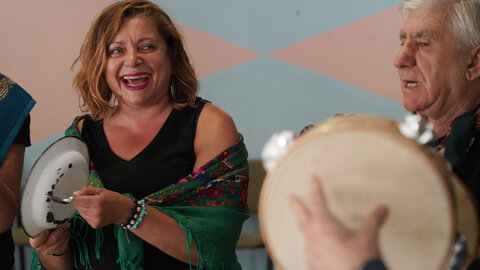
361, 204, 389, 241
309, 175, 330, 217
288, 195, 310, 231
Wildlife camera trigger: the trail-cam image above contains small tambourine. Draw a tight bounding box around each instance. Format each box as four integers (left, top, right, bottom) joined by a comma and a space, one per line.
21, 136, 89, 237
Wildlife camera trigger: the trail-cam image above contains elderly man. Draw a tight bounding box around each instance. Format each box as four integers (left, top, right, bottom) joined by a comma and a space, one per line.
0, 73, 35, 270
290, 0, 480, 269
395, 0, 480, 197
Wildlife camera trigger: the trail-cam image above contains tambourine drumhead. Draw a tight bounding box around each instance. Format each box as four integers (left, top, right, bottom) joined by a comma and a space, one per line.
21, 136, 89, 237
259, 115, 478, 270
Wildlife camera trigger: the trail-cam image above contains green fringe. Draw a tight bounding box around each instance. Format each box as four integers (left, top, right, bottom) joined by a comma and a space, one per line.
30, 250, 40, 270
69, 214, 104, 269
95, 229, 104, 259
178, 214, 217, 270
184, 229, 197, 270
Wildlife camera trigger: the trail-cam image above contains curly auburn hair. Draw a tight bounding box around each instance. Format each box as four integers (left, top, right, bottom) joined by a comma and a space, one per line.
72, 0, 198, 120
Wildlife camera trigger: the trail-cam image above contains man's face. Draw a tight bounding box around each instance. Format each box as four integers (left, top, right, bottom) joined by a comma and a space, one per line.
393, 4, 471, 119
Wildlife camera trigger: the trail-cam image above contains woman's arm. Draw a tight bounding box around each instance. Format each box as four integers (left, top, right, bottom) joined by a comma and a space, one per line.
192, 103, 238, 170
74, 188, 197, 263
0, 143, 25, 232
73, 103, 239, 264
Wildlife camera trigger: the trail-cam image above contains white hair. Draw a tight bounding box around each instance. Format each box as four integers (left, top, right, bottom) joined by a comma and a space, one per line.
400, 0, 480, 52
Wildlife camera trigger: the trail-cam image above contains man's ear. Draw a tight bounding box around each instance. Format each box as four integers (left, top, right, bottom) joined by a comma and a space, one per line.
466, 45, 480, 81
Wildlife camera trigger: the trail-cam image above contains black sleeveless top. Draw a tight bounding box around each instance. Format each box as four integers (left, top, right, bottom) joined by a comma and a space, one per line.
77, 98, 207, 269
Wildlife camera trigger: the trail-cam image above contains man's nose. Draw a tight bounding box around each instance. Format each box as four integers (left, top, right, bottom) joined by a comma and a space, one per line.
393, 44, 415, 69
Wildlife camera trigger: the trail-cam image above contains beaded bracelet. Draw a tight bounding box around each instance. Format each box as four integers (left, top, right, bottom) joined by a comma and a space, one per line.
119, 198, 148, 231
119, 198, 139, 228
131, 199, 148, 230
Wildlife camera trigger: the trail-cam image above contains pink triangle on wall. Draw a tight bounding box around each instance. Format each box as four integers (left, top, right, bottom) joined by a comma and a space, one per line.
270, 5, 405, 103
178, 24, 261, 79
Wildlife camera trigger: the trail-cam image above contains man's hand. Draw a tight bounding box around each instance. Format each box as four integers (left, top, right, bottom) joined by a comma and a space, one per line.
289, 175, 389, 270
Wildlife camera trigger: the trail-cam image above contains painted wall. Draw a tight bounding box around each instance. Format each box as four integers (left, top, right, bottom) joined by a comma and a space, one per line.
1, 0, 407, 269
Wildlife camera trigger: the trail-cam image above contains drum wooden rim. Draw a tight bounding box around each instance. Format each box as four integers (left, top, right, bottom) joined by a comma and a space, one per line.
450, 174, 479, 256
259, 115, 457, 270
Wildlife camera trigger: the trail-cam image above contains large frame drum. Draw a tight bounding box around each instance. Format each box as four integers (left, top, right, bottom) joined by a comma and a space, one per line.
259, 115, 478, 270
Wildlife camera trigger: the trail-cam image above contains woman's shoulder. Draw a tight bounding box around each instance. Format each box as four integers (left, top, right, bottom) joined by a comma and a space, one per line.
193, 102, 238, 165
197, 102, 236, 135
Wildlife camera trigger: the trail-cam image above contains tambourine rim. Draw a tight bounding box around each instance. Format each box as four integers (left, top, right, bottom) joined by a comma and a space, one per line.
259, 116, 456, 270
449, 173, 480, 256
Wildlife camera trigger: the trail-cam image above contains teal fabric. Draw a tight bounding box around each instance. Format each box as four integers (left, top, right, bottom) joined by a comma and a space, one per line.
0, 73, 35, 165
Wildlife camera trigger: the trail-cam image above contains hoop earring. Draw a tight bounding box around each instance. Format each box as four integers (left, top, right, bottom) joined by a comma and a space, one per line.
170, 83, 175, 101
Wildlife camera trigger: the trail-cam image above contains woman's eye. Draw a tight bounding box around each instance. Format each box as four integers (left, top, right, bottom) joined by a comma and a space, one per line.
109, 48, 122, 56
141, 44, 155, 51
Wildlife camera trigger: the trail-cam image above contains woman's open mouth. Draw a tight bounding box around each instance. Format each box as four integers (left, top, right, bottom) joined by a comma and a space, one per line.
120, 73, 152, 90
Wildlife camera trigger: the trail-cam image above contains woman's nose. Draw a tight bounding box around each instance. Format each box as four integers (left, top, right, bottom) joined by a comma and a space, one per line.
125, 50, 142, 66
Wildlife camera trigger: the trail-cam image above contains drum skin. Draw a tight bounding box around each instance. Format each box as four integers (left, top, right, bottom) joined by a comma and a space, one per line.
259, 115, 478, 270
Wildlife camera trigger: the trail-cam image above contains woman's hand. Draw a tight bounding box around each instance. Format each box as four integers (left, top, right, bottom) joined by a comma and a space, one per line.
289, 175, 389, 270
29, 223, 73, 269
29, 222, 71, 257
73, 187, 132, 229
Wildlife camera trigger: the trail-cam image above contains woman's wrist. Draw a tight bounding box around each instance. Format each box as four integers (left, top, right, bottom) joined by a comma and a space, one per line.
117, 198, 139, 226
39, 246, 70, 259
39, 248, 73, 270
49, 246, 70, 257
118, 198, 148, 230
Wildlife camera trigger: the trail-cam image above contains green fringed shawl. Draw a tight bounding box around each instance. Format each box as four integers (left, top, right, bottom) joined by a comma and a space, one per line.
32, 115, 250, 270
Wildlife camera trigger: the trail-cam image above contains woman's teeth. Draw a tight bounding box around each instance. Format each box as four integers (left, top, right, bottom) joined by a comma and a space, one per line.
122, 74, 149, 86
